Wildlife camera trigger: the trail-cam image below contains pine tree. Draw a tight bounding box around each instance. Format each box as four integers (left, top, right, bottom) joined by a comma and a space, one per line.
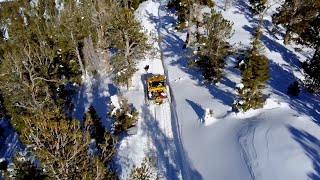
129, 157, 159, 180
110, 98, 138, 134
304, 49, 320, 94
0, 92, 7, 118
183, 0, 214, 48
0, 0, 86, 131
85, 106, 106, 146
197, 9, 233, 82
249, 0, 267, 14
1, 153, 46, 180
19, 108, 117, 179
296, 14, 320, 93
235, 27, 270, 111
108, 8, 148, 88
297, 14, 320, 48
167, 0, 213, 47
272, 0, 320, 45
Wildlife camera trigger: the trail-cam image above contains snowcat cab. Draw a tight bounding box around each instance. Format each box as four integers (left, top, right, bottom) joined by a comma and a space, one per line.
146, 74, 168, 104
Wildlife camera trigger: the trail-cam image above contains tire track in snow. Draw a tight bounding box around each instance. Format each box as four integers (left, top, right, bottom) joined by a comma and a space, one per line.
239, 124, 256, 180
239, 116, 273, 180
155, 0, 190, 179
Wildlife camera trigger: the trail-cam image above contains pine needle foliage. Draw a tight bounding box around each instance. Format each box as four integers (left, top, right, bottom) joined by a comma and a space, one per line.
235, 27, 270, 111
304, 49, 320, 94
296, 14, 320, 94
109, 8, 149, 88
249, 0, 267, 14
167, 0, 214, 29
2, 153, 46, 180
19, 108, 117, 180
110, 98, 138, 134
129, 157, 160, 180
197, 9, 233, 82
272, 0, 320, 44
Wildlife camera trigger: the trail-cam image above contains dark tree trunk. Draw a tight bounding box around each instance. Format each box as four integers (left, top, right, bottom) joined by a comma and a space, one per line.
183, 32, 189, 49
284, 30, 291, 45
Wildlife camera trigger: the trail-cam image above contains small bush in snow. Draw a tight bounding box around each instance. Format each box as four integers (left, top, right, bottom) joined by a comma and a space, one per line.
129, 156, 160, 180
287, 81, 300, 96
110, 98, 138, 134
208, 109, 214, 116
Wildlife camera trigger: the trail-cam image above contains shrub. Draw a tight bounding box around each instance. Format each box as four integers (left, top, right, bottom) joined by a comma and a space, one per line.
129, 157, 159, 180
110, 98, 138, 134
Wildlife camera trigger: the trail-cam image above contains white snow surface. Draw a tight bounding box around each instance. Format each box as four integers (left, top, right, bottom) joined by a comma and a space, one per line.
2, 0, 319, 179
115, 0, 320, 179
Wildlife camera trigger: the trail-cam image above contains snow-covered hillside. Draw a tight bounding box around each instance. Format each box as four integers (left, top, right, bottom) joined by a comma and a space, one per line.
115, 0, 320, 179
1, 0, 319, 179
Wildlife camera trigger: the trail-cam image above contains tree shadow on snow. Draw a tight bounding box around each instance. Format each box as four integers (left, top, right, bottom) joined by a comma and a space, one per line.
91, 74, 117, 130
73, 74, 117, 130
146, 8, 236, 108
243, 25, 301, 70
233, 0, 260, 25
287, 126, 320, 180
185, 99, 205, 123
242, 25, 320, 124
140, 105, 203, 180
234, 0, 284, 39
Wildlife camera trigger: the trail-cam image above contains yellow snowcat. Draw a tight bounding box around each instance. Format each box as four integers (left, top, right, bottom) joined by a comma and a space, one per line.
146, 74, 168, 104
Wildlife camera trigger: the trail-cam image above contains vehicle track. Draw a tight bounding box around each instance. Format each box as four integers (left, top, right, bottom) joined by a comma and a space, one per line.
155, 0, 189, 179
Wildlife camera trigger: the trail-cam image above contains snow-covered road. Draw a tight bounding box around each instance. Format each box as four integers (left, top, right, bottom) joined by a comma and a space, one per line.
118, 0, 320, 179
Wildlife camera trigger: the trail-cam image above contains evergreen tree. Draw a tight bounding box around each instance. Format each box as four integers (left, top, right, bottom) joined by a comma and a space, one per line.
167, 0, 213, 48
1, 153, 46, 180
85, 106, 106, 146
297, 14, 320, 48
129, 157, 159, 180
167, 0, 190, 29
108, 8, 148, 88
0, 92, 7, 118
0, 0, 85, 131
235, 27, 270, 111
296, 14, 320, 93
19, 107, 117, 179
197, 9, 233, 82
272, 0, 320, 45
110, 98, 138, 134
249, 0, 267, 14
304, 49, 320, 93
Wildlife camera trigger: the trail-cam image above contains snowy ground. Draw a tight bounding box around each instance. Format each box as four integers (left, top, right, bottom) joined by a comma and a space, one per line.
1, 0, 320, 179
117, 0, 320, 179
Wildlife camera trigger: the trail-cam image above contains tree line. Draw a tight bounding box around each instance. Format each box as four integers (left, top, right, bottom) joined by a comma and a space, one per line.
169, 0, 320, 111
0, 0, 155, 179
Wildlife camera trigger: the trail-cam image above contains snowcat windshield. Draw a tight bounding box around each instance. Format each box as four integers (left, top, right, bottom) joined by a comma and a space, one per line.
150, 81, 165, 88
